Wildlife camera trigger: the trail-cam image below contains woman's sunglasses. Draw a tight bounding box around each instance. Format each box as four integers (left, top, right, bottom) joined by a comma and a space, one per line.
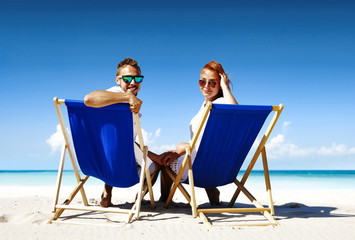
199, 79, 217, 88
118, 75, 144, 84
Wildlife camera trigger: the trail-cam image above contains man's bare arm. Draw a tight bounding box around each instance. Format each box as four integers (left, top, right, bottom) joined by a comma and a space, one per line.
84, 90, 142, 114
84, 90, 130, 107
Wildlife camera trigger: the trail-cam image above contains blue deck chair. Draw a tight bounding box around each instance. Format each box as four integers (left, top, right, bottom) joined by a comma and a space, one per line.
48, 97, 155, 225
165, 102, 283, 227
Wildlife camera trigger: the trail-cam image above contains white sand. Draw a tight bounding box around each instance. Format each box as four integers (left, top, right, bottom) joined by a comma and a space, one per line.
1, 184, 355, 240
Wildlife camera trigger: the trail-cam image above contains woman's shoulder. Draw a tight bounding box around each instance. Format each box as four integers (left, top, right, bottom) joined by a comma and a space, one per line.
212, 97, 225, 104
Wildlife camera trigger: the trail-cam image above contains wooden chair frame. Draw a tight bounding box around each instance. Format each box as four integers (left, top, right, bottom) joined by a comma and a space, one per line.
165, 102, 284, 227
48, 97, 155, 225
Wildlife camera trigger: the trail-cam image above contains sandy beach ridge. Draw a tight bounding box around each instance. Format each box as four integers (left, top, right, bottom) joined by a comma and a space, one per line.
1, 185, 355, 240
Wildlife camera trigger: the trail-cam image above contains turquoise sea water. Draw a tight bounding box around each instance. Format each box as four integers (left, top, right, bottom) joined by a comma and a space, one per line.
1, 170, 355, 190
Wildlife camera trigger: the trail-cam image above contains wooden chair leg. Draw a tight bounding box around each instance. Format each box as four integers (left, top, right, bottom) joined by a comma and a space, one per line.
143, 146, 155, 208
165, 168, 191, 207
187, 156, 197, 218
48, 175, 89, 223
145, 169, 155, 208
262, 147, 274, 216
135, 157, 146, 220
52, 144, 67, 213
234, 179, 279, 226
165, 155, 189, 207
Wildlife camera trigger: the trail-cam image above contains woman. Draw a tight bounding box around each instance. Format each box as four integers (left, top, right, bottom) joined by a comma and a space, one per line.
160, 61, 238, 205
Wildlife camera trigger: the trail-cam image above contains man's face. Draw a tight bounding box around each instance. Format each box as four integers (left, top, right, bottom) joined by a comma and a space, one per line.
116, 65, 142, 96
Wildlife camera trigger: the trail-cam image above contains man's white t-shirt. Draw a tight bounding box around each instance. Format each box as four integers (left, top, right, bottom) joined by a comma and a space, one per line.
107, 86, 154, 174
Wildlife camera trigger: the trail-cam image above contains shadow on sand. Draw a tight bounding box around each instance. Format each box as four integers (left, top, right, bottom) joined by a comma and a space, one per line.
140, 199, 355, 222
50, 199, 355, 225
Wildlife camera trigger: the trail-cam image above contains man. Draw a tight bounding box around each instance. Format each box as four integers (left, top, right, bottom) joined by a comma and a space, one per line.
84, 57, 167, 207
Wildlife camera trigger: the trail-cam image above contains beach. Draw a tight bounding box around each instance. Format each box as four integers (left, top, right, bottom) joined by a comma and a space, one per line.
1, 171, 355, 240
2, 0, 355, 238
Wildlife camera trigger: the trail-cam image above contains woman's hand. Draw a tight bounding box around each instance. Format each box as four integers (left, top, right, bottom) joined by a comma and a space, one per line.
219, 73, 238, 104
219, 73, 230, 90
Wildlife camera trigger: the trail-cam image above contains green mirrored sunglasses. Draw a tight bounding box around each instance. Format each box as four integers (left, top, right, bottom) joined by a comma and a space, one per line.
118, 75, 144, 83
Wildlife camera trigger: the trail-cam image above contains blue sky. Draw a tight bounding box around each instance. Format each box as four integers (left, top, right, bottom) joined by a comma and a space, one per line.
1, 0, 354, 170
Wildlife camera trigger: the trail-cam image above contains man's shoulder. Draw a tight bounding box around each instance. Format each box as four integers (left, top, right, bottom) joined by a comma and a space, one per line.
106, 86, 125, 93
105, 85, 142, 118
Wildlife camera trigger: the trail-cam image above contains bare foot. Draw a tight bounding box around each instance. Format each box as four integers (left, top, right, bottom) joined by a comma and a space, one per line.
100, 192, 112, 207
100, 184, 113, 207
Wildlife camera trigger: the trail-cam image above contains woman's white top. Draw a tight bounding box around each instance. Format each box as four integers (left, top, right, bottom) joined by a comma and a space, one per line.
170, 97, 225, 181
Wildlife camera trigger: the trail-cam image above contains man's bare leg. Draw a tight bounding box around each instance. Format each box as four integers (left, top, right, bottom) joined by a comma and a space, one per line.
205, 188, 220, 206
100, 184, 113, 207
159, 166, 173, 202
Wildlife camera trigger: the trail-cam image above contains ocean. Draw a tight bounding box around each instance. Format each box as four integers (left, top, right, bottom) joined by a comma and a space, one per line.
1, 170, 355, 190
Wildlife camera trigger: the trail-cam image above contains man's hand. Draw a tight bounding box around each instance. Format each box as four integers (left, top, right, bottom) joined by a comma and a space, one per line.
127, 93, 143, 114
159, 151, 180, 166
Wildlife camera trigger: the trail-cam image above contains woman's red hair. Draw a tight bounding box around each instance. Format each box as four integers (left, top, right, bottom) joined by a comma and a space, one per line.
202, 61, 227, 98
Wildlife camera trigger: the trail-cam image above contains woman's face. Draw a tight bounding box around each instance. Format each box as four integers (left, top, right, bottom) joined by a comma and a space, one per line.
199, 68, 221, 102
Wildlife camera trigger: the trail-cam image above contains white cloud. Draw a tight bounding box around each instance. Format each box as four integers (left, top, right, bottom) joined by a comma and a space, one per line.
141, 128, 161, 144
282, 121, 291, 133
140, 128, 176, 154
317, 143, 355, 156
283, 121, 291, 127
150, 144, 177, 154
46, 124, 65, 153
265, 134, 355, 159
266, 134, 312, 158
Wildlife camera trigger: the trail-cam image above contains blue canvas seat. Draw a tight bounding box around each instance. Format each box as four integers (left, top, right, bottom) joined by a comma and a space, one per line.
66, 100, 139, 188
165, 102, 283, 227
48, 98, 155, 225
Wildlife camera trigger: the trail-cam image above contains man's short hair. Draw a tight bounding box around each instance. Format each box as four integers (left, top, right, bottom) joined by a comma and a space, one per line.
116, 57, 141, 76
